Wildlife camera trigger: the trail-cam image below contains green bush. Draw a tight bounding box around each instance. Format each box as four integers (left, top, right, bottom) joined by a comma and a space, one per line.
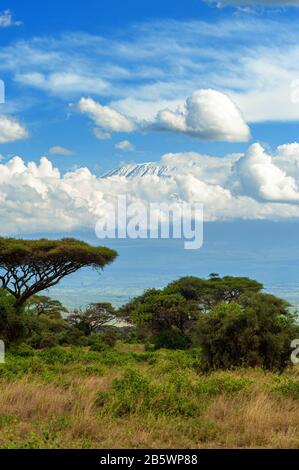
101, 330, 118, 348
195, 374, 252, 397
194, 295, 299, 371
8, 343, 35, 357
88, 335, 107, 352
273, 378, 299, 400
39, 346, 78, 365
97, 366, 251, 419
98, 368, 195, 417
154, 328, 191, 350
0, 355, 46, 379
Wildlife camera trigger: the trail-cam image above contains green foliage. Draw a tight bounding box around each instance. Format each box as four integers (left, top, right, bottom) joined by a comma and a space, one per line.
195, 294, 299, 371
0, 355, 46, 379
153, 328, 191, 350
0, 237, 117, 307
39, 346, 80, 365
194, 373, 252, 396
1, 272, 297, 380
88, 334, 107, 352
0, 345, 154, 381
8, 343, 35, 357
129, 291, 199, 337
96, 367, 253, 418
122, 275, 264, 349
165, 275, 263, 309
0, 289, 86, 349
0, 289, 26, 342
273, 377, 299, 400
26, 295, 68, 319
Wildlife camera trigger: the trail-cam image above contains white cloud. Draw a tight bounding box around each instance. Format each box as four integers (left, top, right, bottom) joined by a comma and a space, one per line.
0, 10, 22, 28
207, 0, 299, 6
48, 146, 74, 156
115, 140, 134, 151
77, 89, 250, 143
16, 72, 108, 96
154, 89, 250, 142
2, 143, 299, 234
77, 97, 135, 133
234, 143, 299, 202
0, 115, 28, 144
2, 20, 299, 123
93, 129, 111, 140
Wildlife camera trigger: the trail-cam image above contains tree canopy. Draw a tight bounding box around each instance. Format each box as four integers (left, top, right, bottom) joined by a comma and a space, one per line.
130, 292, 198, 334
165, 275, 263, 311
119, 275, 298, 366
26, 295, 68, 319
0, 238, 117, 307
68, 302, 117, 335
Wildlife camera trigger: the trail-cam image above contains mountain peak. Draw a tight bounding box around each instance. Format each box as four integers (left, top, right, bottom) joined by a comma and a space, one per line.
101, 162, 176, 178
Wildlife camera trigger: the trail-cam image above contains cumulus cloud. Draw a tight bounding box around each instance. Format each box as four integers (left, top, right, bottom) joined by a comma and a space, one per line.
0, 115, 28, 144
2, 143, 299, 234
115, 140, 134, 151
77, 90, 250, 143
0, 10, 22, 28
77, 98, 135, 134
48, 146, 74, 156
234, 143, 299, 202
153, 90, 250, 142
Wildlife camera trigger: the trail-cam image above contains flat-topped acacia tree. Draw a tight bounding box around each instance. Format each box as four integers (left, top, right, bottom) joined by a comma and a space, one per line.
0, 238, 117, 308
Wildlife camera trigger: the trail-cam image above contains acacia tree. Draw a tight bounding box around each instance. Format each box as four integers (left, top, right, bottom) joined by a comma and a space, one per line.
0, 238, 117, 308
165, 276, 263, 311
68, 302, 117, 335
26, 295, 69, 319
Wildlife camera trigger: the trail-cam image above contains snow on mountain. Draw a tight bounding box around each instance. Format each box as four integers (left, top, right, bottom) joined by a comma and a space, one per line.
101, 162, 176, 178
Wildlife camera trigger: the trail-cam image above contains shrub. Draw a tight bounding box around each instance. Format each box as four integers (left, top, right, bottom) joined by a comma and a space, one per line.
96, 369, 202, 416
39, 346, 78, 365
194, 294, 299, 371
101, 330, 118, 348
8, 343, 35, 357
144, 341, 155, 352
195, 373, 252, 397
0, 355, 46, 379
28, 331, 60, 349
273, 378, 299, 400
88, 334, 107, 352
153, 328, 191, 350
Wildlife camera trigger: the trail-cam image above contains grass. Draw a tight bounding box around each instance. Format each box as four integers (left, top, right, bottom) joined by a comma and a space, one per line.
0, 343, 298, 448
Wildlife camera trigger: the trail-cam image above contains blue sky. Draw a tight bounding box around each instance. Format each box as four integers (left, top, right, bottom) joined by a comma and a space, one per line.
1, 0, 299, 174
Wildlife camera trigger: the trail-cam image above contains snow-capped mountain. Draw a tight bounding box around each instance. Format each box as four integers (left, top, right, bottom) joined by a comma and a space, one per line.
101, 162, 176, 178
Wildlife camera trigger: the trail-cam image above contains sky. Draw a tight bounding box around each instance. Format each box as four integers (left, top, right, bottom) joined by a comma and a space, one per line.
1, 0, 299, 173
2, 0, 299, 306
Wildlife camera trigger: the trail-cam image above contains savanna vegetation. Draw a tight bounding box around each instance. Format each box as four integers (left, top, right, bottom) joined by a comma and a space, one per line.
0, 238, 298, 448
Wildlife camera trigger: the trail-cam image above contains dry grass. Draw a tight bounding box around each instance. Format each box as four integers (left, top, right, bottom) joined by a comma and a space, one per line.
0, 348, 298, 449
204, 392, 299, 448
